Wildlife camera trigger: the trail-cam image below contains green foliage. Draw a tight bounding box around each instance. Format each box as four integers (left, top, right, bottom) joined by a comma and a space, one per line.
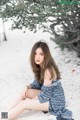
0, 0, 80, 56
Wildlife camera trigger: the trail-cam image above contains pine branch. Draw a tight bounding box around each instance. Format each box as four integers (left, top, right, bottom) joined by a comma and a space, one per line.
65, 35, 80, 44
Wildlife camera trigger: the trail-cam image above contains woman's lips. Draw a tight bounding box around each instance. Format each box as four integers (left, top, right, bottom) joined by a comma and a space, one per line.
36, 60, 40, 62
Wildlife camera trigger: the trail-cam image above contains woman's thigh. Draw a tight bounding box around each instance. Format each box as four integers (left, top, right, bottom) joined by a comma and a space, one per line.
27, 89, 41, 99
23, 99, 49, 111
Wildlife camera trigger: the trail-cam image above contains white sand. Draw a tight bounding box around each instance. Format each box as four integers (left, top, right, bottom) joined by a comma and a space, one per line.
0, 22, 80, 120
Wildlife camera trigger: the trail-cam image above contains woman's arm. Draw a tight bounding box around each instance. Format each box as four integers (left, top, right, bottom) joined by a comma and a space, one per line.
30, 80, 42, 89
25, 79, 42, 91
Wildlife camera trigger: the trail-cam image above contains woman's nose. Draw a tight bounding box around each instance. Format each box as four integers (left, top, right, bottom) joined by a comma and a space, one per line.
36, 55, 40, 59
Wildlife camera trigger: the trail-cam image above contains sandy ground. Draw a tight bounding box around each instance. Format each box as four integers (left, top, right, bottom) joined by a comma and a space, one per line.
0, 22, 80, 120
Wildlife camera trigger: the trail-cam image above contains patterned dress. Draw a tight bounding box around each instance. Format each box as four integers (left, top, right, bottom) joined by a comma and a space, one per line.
31, 79, 73, 119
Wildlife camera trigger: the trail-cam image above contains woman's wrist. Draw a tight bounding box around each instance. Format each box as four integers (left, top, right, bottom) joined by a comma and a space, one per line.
25, 85, 31, 89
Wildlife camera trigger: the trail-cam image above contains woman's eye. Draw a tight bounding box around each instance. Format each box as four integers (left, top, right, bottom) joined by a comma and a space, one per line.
34, 52, 44, 56
35, 52, 37, 55
40, 53, 44, 56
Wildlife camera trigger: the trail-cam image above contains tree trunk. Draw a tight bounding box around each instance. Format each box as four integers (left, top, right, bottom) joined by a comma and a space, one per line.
2, 18, 7, 41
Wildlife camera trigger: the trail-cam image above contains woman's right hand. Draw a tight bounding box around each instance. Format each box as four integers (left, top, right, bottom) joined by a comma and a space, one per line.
21, 86, 28, 100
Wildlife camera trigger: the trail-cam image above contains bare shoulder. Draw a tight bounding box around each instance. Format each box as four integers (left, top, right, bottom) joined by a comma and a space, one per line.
44, 68, 57, 86
44, 69, 52, 86
44, 69, 51, 80
52, 67, 57, 80
44, 68, 57, 79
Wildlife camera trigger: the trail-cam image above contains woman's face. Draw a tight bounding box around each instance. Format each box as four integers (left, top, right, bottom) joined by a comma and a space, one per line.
34, 47, 44, 66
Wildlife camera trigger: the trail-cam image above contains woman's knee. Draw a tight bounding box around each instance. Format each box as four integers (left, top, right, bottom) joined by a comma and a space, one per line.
27, 89, 41, 99
20, 89, 40, 100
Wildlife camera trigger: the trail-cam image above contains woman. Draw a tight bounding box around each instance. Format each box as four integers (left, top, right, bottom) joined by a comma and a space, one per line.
1, 41, 73, 120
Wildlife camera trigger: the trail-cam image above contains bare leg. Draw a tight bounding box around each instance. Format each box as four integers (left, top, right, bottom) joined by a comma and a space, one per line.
8, 95, 23, 110
8, 89, 41, 110
8, 99, 49, 120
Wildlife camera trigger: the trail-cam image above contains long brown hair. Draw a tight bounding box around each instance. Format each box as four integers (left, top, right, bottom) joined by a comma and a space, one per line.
30, 41, 60, 83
